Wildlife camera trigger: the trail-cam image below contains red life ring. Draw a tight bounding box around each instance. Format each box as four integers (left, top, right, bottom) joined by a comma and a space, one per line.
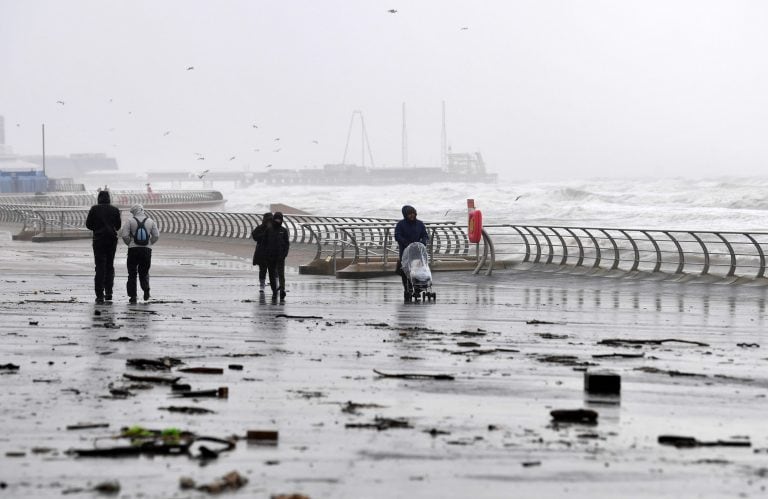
468, 209, 483, 243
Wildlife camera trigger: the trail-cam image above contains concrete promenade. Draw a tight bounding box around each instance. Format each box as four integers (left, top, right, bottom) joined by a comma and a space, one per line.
1, 230, 767, 498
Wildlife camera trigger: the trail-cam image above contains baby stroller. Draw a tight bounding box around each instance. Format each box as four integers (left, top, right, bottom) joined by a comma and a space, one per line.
401, 242, 436, 302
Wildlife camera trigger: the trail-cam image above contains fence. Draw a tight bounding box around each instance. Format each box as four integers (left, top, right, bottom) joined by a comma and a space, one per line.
3, 200, 768, 280
0, 190, 224, 207
483, 224, 768, 279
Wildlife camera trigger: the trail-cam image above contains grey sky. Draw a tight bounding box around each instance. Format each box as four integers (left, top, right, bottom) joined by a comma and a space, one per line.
1, 0, 767, 180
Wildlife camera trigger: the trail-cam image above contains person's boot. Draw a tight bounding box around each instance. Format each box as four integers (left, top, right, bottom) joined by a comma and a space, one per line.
143, 289, 150, 301
95, 296, 105, 305
279, 289, 286, 300
105, 290, 112, 302
259, 279, 265, 293
128, 296, 137, 304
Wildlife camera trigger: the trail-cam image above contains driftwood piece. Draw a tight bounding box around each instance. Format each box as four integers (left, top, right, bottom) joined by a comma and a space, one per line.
373, 369, 454, 381
123, 373, 181, 384
598, 338, 709, 347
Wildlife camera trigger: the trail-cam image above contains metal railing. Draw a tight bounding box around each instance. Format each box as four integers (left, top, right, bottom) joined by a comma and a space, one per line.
4, 199, 768, 280
0, 190, 224, 207
483, 224, 768, 279
298, 222, 488, 273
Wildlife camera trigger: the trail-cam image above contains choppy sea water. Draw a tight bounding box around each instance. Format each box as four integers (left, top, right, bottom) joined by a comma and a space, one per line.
199, 177, 768, 232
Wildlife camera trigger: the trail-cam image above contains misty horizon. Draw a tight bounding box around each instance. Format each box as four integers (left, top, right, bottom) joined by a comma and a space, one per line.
2, 1, 768, 181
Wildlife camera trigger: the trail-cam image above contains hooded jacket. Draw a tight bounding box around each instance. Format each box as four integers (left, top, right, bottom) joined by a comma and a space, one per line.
85, 191, 122, 243
264, 211, 290, 260
251, 212, 273, 265
121, 204, 160, 248
395, 205, 429, 258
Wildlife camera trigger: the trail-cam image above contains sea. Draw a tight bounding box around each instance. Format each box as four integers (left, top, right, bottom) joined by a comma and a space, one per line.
166, 176, 768, 232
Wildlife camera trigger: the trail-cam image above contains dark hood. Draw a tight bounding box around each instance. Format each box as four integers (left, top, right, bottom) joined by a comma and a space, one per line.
97, 191, 111, 204
401, 205, 416, 218
273, 211, 284, 223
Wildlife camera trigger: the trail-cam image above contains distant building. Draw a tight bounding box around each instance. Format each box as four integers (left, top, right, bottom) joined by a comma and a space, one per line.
21, 152, 119, 178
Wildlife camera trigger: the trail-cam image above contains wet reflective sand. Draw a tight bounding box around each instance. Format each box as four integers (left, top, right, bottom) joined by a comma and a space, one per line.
1, 234, 766, 498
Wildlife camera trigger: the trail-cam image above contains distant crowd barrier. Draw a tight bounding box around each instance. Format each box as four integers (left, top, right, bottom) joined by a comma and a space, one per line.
0, 190, 224, 208
3, 199, 768, 280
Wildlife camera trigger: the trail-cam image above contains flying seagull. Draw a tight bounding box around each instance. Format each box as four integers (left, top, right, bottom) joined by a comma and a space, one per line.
460, 26, 469, 31
388, 9, 397, 14
197, 169, 210, 179
197, 156, 205, 161
186, 66, 195, 71
229, 156, 236, 161
265, 164, 272, 168
274, 138, 280, 141
273, 148, 282, 153
56, 100, 65, 105
252, 124, 259, 128
312, 140, 319, 144
163, 131, 171, 136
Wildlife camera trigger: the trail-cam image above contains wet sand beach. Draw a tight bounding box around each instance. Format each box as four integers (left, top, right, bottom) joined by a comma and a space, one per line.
1, 231, 767, 498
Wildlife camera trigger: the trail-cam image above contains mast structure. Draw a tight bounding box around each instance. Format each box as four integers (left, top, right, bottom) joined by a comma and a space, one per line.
401, 102, 408, 168
341, 110, 375, 168
441, 101, 447, 170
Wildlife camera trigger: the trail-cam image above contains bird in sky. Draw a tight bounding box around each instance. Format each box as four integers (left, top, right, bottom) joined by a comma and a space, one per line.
254, 148, 260, 152
388, 9, 397, 14
229, 156, 236, 161
252, 124, 259, 128
274, 138, 280, 141
265, 164, 272, 168
460, 26, 469, 30
163, 131, 171, 136
16, 123, 20, 127
197, 156, 205, 161
186, 66, 194, 70
56, 100, 65, 105
514, 195, 524, 201
273, 148, 282, 153
312, 140, 319, 144
196, 169, 210, 179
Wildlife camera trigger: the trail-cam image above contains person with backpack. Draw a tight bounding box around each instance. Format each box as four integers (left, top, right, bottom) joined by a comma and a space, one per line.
251, 212, 273, 293
85, 190, 122, 304
264, 211, 290, 300
121, 204, 160, 304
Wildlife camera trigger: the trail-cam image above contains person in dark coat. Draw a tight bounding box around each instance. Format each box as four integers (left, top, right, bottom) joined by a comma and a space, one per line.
394, 205, 429, 296
264, 211, 290, 300
85, 190, 122, 304
251, 212, 273, 293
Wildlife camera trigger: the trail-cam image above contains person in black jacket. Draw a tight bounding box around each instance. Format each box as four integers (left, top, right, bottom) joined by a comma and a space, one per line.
251, 212, 273, 293
394, 205, 429, 297
264, 211, 290, 300
85, 190, 122, 304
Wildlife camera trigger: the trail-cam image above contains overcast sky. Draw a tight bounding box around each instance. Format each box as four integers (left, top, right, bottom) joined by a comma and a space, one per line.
1, 0, 767, 180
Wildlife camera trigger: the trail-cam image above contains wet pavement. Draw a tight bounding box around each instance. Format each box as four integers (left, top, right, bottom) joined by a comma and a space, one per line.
1, 231, 767, 498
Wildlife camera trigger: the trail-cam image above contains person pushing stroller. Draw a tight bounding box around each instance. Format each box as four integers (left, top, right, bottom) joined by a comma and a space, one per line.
395, 205, 429, 301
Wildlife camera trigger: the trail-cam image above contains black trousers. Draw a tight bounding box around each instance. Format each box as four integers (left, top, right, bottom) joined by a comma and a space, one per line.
266, 258, 285, 293
93, 239, 117, 299
126, 247, 152, 298
258, 264, 268, 283
396, 260, 409, 291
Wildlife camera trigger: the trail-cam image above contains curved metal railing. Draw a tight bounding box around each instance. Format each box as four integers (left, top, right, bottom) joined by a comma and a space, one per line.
4, 199, 768, 280
483, 224, 768, 279
0, 190, 224, 207
299, 222, 473, 263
